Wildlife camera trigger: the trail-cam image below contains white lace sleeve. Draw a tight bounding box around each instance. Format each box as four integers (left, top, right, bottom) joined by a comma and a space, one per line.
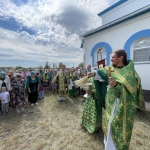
92, 70, 105, 82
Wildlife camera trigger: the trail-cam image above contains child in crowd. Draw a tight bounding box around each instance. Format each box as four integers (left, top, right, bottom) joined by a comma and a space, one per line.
38, 83, 44, 99
0, 87, 10, 114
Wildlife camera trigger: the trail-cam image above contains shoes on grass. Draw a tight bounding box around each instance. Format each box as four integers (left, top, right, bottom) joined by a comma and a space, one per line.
5, 111, 9, 114
16, 108, 21, 113
20, 107, 25, 112
31, 103, 34, 106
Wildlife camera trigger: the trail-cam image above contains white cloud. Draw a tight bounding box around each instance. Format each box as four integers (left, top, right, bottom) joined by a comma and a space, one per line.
0, 0, 118, 67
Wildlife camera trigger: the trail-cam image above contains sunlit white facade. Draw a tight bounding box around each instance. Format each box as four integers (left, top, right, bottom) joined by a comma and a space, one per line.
80, 0, 150, 91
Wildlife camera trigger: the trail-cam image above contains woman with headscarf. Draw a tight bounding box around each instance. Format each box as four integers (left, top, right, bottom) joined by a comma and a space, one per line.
8, 70, 14, 82
11, 73, 25, 113
22, 68, 27, 82
26, 71, 40, 106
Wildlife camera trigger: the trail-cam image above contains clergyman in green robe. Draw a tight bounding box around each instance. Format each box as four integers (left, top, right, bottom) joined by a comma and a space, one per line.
88, 49, 145, 150
52, 64, 68, 102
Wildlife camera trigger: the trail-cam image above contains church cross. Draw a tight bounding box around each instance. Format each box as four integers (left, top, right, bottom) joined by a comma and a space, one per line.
107, 66, 114, 77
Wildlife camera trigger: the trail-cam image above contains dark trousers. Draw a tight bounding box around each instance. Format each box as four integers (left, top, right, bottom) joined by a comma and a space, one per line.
77, 87, 85, 95
28, 91, 38, 103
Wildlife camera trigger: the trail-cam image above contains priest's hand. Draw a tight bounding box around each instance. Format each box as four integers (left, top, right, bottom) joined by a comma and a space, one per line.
87, 72, 94, 78
109, 77, 117, 87
86, 90, 92, 95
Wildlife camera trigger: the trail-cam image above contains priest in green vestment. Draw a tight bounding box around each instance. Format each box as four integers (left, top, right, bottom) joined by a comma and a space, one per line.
88, 49, 145, 150
52, 64, 68, 102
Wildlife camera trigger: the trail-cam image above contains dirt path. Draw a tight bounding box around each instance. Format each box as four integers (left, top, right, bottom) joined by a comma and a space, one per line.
0, 93, 149, 150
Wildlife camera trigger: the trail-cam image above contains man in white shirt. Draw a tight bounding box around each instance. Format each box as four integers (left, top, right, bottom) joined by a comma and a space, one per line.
0, 71, 11, 91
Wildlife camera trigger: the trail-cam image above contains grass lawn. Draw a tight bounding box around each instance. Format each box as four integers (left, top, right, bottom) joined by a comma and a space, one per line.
0, 92, 150, 150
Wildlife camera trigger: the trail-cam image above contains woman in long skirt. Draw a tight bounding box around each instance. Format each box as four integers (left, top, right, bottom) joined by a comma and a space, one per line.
26, 71, 40, 106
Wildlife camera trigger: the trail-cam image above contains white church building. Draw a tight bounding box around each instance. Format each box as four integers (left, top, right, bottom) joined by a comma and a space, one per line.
80, 0, 150, 97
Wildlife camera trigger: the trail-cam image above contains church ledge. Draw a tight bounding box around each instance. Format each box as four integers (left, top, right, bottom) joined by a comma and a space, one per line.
143, 90, 150, 103
97, 0, 127, 16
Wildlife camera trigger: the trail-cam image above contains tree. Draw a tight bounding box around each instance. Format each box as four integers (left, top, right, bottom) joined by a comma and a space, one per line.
49, 64, 51, 69
16, 66, 23, 70
78, 62, 83, 68
39, 66, 43, 71
58, 62, 62, 68
44, 61, 50, 69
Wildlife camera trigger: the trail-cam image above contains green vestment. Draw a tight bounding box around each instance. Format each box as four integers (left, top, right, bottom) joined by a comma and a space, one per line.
52, 70, 68, 96
97, 60, 145, 150
81, 78, 104, 133
68, 74, 76, 97
65, 71, 70, 86
93, 72, 108, 109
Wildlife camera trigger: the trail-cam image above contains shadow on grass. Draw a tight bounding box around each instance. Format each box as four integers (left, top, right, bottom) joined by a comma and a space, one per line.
0, 97, 44, 135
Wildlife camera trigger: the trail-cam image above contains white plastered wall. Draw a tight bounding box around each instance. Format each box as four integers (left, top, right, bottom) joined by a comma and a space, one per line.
84, 12, 150, 90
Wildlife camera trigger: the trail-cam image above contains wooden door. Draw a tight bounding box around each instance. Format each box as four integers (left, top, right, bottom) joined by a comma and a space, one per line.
97, 59, 105, 69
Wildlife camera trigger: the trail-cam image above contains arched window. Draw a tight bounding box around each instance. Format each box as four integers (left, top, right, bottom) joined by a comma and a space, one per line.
133, 38, 150, 62
97, 47, 106, 62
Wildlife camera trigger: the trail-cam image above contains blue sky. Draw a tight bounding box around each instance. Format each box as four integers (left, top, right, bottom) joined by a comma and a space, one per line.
0, 0, 119, 68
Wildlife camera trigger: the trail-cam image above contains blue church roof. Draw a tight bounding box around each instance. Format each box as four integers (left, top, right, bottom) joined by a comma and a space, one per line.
98, 0, 128, 16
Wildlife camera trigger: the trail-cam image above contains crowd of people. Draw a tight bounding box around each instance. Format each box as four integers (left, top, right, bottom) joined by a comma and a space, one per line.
0, 66, 87, 114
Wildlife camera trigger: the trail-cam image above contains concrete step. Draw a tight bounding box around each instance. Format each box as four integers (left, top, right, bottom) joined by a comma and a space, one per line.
145, 102, 150, 111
